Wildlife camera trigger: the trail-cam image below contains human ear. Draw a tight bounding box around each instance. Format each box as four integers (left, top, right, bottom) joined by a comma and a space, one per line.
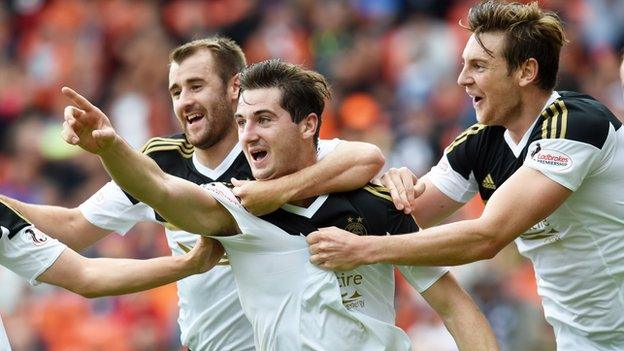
229, 73, 241, 102
518, 58, 539, 87
300, 113, 318, 140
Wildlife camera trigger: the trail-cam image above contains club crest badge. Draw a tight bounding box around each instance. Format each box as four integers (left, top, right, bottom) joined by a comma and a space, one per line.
345, 217, 367, 235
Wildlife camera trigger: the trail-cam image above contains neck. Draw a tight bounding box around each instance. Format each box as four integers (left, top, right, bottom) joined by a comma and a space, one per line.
194, 128, 239, 169
505, 89, 552, 144
284, 146, 318, 208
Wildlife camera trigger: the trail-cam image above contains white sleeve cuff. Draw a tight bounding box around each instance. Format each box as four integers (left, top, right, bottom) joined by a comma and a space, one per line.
425, 155, 478, 203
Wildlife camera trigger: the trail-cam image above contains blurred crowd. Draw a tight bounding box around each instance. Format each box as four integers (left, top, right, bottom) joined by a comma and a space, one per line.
1, 0, 623, 350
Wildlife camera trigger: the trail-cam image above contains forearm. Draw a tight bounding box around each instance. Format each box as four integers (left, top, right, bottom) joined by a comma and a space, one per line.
441, 299, 499, 351
410, 179, 464, 228
368, 219, 502, 266
0, 196, 109, 250
74, 254, 196, 298
98, 137, 171, 209
422, 274, 499, 350
285, 142, 384, 201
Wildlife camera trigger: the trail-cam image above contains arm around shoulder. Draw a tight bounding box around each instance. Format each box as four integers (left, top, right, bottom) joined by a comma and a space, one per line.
288, 140, 385, 200
232, 140, 385, 216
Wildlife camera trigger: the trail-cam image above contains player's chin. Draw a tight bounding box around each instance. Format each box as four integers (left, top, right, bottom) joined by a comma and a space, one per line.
475, 112, 493, 126
250, 167, 270, 181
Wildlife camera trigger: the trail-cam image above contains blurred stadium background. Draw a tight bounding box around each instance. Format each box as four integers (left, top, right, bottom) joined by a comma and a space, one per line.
1, 0, 623, 350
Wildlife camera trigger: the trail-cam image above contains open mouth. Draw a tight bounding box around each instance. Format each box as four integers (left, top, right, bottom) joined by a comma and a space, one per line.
251, 150, 268, 161
186, 112, 204, 125
474, 96, 483, 104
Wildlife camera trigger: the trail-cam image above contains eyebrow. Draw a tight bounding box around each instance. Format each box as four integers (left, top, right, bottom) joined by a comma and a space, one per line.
169, 78, 206, 91
185, 77, 205, 84
253, 109, 276, 116
463, 57, 490, 65
234, 109, 277, 119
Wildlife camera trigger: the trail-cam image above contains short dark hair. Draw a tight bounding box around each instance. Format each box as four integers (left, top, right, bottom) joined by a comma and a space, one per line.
466, 1, 568, 91
169, 36, 247, 86
239, 59, 331, 146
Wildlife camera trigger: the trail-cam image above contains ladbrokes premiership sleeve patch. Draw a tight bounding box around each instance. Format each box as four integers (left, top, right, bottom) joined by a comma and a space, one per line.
524, 138, 601, 191
0, 224, 66, 286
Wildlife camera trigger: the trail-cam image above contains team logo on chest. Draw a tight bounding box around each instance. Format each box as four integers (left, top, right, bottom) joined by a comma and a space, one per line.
345, 217, 367, 235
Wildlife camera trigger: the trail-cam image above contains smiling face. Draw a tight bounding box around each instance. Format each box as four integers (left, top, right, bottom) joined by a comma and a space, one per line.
457, 32, 523, 126
168, 49, 236, 149
235, 87, 317, 180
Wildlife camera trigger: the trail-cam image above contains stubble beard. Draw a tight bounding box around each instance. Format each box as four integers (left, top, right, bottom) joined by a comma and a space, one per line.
189, 98, 235, 150
478, 97, 523, 127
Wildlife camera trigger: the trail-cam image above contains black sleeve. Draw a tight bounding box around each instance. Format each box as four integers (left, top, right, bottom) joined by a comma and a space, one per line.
386, 206, 419, 235
546, 93, 622, 149
444, 123, 486, 180
0, 201, 31, 239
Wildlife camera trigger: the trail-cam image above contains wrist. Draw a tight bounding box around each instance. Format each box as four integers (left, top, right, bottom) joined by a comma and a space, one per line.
282, 184, 299, 204
361, 236, 385, 265
270, 177, 298, 204
98, 134, 123, 157
178, 254, 198, 275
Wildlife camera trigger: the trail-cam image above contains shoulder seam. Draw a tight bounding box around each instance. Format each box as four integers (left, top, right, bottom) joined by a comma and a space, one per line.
539, 99, 568, 140
140, 137, 192, 151
143, 145, 194, 158
445, 123, 487, 154
140, 137, 194, 158
0, 199, 30, 224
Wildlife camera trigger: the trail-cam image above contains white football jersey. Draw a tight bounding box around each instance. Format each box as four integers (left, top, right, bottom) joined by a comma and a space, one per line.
0, 318, 9, 351
277, 187, 448, 325
339, 264, 447, 324
521, 120, 624, 350
203, 182, 413, 351
79, 138, 341, 350
0, 201, 67, 351
428, 91, 624, 350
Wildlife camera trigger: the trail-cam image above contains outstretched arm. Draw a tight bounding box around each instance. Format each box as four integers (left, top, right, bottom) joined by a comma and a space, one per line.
308, 166, 571, 269
233, 140, 385, 215
420, 273, 499, 351
38, 236, 224, 298
0, 196, 109, 251
60, 87, 236, 236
